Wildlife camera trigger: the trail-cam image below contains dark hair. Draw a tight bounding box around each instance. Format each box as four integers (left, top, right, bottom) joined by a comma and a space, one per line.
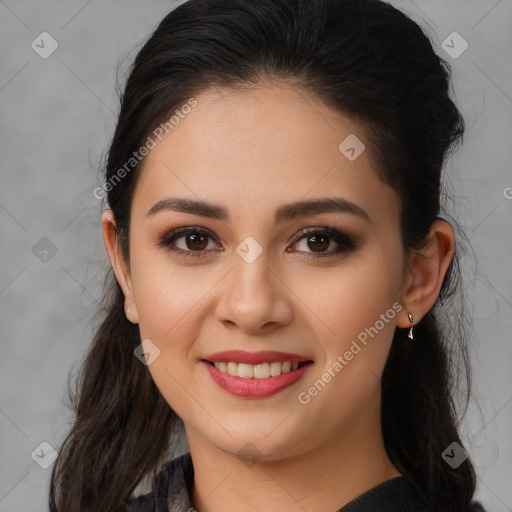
50, 1, 479, 511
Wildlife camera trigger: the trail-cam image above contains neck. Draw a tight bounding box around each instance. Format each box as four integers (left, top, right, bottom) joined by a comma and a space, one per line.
187, 393, 401, 512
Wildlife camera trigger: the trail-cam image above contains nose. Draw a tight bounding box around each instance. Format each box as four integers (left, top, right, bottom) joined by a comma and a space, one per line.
214, 248, 294, 334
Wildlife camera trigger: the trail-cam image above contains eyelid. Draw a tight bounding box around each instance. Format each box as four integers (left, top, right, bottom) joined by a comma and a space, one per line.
156, 226, 220, 258
157, 224, 359, 259
289, 226, 351, 245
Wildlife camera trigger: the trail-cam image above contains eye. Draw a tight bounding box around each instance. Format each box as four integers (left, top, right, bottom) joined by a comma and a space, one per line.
156, 226, 359, 260
288, 226, 358, 259
157, 227, 221, 259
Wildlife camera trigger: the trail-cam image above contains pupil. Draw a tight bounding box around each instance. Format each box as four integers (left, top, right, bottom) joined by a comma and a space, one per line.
187, 233, 207, 250
308, 235, 328, 252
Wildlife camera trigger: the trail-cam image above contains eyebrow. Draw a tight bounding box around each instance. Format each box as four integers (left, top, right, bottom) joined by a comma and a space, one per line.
146, 196, 370, 223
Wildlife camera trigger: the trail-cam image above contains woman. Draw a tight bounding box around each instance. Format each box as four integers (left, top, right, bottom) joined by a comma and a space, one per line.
49, 0, 488, 511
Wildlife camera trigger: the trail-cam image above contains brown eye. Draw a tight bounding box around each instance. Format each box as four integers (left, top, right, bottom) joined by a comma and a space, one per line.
305, 234, 330, 253
183, 232, 209, 251
157, 225, 358, 260
157, 227, 221, 259
289, 227, 358, 259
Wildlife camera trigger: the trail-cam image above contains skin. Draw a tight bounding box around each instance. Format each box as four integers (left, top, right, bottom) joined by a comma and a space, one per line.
102, 81, 455, 512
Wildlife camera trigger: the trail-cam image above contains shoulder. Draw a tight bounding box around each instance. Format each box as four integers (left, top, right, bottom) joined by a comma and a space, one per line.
338, 475, 431, 512
338, 474, 490, 512
126, 453, 194, 512
126, 493, 157, 512
126, 458, 489, 512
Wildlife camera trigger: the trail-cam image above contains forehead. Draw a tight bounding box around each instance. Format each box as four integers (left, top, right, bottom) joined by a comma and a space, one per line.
130, 82, 399, 227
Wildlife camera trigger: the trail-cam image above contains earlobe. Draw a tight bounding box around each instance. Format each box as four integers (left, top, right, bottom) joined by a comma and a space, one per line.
101, 209, 139, 323
398, 220, 455, 328
125, 306, 139, 324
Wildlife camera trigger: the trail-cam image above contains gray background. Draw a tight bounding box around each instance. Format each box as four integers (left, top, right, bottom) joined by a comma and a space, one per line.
1, 1, 511, 510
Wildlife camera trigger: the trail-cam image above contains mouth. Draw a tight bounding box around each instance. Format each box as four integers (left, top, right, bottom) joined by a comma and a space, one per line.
200, 349, 314, 398
201, 359, 314, 378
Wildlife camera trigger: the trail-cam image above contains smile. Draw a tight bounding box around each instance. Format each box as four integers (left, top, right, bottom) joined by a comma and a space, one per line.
200, 349, 314, 398
205, 360, 309, 378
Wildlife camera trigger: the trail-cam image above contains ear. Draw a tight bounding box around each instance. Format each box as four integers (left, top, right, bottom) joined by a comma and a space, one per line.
397, 220, 455, 328
102, 209, 139, 324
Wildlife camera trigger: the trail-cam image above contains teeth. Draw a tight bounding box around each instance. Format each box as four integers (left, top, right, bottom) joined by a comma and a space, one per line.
237, 363, 253, 378
213, 360, 302, 378
270, 361, 282, 376
254, 363, 269, 378
227, 362, 238, 376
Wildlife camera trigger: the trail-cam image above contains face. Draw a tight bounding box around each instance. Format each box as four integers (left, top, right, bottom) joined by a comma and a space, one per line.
107, 82, 410, 461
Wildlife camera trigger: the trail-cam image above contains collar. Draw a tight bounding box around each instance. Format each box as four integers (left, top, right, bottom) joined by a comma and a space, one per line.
128, 452, 481, 512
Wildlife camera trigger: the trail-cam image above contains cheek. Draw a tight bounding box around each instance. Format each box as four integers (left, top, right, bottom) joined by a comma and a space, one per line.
130, 253, 208, 355
297, 276, 399, 428
131, 258, 210, 419
295, 253, 401, 350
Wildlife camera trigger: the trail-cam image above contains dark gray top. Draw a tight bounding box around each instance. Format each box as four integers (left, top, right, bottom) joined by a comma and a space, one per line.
126, 452, 488, 512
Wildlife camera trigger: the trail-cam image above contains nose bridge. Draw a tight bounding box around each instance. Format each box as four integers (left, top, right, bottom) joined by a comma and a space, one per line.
216, 233, 292, 331
231, 237, 274, 309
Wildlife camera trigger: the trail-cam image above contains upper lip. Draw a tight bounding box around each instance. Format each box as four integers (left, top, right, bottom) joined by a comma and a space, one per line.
202, 350, 312, 365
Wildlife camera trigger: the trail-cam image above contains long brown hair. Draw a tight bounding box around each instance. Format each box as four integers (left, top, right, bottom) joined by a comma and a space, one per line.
50, 0, 479, 510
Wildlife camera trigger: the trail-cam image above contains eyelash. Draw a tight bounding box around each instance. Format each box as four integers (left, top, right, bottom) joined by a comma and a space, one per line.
156, 226, 359, 260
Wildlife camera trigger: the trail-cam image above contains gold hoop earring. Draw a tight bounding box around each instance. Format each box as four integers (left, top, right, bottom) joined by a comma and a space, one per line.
407, 313, 414, 340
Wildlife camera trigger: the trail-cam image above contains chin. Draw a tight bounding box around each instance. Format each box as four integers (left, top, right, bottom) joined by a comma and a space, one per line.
212, 431, 309, 463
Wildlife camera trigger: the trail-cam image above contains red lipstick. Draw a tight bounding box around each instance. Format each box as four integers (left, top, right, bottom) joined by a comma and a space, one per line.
201, 350, 313, 398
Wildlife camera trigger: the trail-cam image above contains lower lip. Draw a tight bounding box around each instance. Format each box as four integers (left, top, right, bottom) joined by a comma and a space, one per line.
201, 360, 313, 398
